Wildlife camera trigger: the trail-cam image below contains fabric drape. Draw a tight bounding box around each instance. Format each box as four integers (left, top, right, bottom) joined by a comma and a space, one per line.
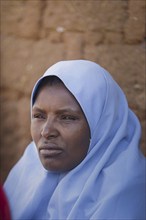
4, 60, 145, 220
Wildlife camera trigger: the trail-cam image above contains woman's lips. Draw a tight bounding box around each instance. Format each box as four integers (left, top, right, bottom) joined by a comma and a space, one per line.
39, 147, 63, 157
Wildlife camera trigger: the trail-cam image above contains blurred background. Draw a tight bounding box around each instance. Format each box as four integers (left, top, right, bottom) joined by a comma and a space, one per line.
0, 0, 145, 183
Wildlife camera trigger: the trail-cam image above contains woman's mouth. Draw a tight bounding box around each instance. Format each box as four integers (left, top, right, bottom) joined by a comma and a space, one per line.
39, 147, 63, 157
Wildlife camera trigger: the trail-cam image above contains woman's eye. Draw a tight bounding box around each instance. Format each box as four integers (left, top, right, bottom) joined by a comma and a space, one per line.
61, 115, 77, 121
33, 114, 45, 119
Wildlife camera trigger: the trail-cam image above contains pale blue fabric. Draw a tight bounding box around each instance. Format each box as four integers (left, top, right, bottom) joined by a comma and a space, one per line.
4, 60, 145, 220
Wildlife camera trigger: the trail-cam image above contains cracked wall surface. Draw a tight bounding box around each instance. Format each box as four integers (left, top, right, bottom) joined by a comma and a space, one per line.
0, 0, 145, 183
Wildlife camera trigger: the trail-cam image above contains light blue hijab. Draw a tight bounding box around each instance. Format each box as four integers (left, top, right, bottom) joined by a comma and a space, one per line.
4, 60, 145, 219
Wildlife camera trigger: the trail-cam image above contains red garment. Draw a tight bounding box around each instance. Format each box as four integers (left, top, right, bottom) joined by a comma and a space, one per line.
0, 186, 11, 220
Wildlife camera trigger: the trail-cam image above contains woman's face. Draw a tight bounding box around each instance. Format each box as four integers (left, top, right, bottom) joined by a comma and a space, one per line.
31, 83, 90, 172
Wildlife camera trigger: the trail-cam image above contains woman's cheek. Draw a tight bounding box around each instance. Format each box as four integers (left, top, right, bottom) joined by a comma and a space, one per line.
31, 122, 39, 139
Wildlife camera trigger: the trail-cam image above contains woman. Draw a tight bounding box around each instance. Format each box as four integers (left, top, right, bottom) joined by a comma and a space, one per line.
4, 60, 145, 219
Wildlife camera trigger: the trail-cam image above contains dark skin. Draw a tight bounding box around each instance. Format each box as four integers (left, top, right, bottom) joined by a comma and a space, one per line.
31, 83, 90, 172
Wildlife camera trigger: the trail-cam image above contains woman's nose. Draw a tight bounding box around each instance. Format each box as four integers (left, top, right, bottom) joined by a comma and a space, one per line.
41, 118, 59, 139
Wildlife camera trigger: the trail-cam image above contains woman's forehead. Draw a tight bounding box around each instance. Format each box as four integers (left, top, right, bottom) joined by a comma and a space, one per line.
34, 83, 81, 109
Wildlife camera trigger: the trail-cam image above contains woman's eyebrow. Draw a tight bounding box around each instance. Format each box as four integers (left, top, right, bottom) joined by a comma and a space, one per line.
56, 108, 81, 115
32, 106, 44, 112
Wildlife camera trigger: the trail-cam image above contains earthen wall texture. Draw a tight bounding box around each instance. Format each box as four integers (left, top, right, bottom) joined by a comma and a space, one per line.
0, 0, 145, 183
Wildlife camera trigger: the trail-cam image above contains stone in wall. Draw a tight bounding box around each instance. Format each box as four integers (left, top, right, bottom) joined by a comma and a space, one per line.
1, 0, 42, 39
1, 36, 65, 94
64, 33, 84, 59
124, 0, 145, 43
1, 36, 34, 93
104, 32, 123, 44
43, 0, 127, 32
85, 32, 103, 45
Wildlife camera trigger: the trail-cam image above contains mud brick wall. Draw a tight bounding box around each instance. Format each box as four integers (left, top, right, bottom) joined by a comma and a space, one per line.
0, 0, 145, 183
